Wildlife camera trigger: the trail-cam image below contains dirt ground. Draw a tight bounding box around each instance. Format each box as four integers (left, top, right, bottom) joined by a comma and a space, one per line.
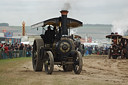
1, 55, 128, 85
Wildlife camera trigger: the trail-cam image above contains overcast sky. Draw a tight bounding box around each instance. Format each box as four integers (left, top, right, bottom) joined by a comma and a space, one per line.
0, 0, 128, 26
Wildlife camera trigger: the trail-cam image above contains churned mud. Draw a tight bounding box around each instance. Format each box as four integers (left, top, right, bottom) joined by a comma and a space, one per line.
1, 56, 128, 85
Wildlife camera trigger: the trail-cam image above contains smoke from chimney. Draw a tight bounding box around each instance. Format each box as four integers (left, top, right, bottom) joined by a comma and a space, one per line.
112, 20, 128, 35
111, 11, 128, 35
62, 2, 71, 10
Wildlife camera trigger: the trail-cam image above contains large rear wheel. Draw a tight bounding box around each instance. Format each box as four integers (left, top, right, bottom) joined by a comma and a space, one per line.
32, 39, 44, 71
44, 51, 54, 74
73, 51, 83, 74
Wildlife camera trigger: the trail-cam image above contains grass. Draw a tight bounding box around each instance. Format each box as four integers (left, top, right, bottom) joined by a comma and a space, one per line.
0, 57, 32, 85
0, 57, 31, 71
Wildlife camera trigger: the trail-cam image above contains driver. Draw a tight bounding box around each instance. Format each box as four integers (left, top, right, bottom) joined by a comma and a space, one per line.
45, 26, 55, 44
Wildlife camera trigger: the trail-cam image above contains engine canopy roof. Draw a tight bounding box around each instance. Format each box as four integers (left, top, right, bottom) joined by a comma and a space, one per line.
31, 17, 83, 29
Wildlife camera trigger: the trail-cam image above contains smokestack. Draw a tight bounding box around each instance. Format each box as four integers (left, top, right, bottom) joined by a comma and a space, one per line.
60, 10, 68, 35
60, 10, 68, 15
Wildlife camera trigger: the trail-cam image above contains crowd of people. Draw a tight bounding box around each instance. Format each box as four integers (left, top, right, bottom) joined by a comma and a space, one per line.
0, 43, 32, 59
84, 45, 109, 56
0, 42, 109, 59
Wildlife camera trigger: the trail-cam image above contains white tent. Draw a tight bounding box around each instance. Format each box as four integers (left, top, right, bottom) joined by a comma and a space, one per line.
83, 43, 98, 46
21, 41, 29, 45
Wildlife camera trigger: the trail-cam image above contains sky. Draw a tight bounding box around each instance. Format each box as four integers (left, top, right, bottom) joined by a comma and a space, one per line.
0, 0, 128, 26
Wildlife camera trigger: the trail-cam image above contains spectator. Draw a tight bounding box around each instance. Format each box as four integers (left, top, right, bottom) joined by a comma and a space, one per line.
14, 43, 19, 58
19, 43, 24, 57
23, 44, 27, 57
3, 44, 9, 59
26, 44, 32, 57
11, 44, 15, 58
8, 44, 12, 58
0, 43, 2, 59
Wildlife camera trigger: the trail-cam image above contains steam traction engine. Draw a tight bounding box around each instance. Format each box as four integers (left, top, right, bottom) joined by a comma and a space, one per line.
106, 32, 122, 59
31, 10, 83, 74
120, 37, 128, 59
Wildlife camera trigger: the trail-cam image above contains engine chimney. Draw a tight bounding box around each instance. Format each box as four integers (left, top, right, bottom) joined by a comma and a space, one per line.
60, 10, 68, 35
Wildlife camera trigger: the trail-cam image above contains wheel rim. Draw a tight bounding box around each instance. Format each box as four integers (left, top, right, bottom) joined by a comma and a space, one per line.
33, 51, 37, 64
32, 42, 37, 69
45, 57, 51, 72
73, 51, 83, 74
74, 57, 80, 71
44, 51, 54, 74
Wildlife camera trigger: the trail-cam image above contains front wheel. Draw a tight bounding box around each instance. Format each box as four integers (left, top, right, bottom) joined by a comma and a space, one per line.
44, 51, 54, 74
73, 51, 83, 74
